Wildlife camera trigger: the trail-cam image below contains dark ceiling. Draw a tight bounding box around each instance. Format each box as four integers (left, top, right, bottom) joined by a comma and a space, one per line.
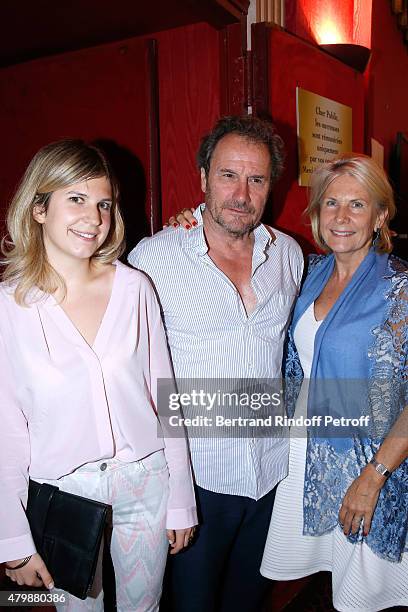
0, 0, 247, 68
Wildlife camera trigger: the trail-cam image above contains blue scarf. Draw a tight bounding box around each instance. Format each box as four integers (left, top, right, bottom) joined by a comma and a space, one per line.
284, 249, 408, 561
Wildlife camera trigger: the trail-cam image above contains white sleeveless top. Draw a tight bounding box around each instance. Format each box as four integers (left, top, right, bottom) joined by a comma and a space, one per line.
294, 301, 322, 377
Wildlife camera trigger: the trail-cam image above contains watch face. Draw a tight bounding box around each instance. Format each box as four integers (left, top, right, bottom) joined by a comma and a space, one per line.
372, 460, 390, 477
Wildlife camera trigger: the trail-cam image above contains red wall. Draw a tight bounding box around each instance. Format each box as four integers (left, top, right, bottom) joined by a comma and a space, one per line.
0, 37, 150, 222
265, 27, 365, 253
156, 25, 220, 221
286, 0, 354, 45
0, 22, 220, 237
285, 0, 371, 47
366, 0, 408, 169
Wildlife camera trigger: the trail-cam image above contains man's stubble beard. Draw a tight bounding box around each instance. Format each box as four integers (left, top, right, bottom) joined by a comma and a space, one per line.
204, 186, 260, 238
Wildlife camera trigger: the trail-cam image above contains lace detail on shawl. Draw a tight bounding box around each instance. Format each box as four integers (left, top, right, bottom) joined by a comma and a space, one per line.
282, 329, 303, 418
361, 257, 408, 560
299, 255, 408, 561
368, 259, 408, 437
304, 439, 359, 534
304, 436, 408, 562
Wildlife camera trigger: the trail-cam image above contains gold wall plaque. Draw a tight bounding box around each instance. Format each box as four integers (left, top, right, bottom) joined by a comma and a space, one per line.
296, 87, 352, 186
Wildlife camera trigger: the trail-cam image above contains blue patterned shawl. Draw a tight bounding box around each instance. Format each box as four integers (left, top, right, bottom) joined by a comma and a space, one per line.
284, 249, 408, 562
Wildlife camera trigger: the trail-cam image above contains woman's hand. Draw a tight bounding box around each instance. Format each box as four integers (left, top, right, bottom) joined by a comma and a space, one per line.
5, 553, 54, 589
166, 527, 196, 554
164, 208, 197, 230
338, 465, 385, 537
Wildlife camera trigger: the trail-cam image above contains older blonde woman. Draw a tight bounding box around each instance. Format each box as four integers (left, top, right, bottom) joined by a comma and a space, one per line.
261, 154, 408, 611
0, 140, 196, 611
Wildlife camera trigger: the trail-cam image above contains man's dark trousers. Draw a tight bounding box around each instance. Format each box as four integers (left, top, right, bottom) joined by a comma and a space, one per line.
162, 484, 276, 612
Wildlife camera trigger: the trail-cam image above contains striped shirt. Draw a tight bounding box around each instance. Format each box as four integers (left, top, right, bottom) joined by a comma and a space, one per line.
128, 206, 304, 499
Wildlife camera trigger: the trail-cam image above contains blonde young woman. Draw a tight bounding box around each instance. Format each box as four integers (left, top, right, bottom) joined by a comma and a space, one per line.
0, 140, 197, 611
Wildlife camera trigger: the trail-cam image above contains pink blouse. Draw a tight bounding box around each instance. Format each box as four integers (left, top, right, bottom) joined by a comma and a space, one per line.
0, 261, 197, 563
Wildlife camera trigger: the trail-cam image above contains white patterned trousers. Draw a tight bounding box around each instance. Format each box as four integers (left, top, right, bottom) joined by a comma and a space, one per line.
35, 451, 169, 612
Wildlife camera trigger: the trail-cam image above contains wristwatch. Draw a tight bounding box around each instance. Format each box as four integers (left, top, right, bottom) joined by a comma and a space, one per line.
370, 458, 391, 478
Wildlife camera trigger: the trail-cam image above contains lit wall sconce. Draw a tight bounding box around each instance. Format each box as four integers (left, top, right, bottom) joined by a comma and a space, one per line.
299, 0, 373, 72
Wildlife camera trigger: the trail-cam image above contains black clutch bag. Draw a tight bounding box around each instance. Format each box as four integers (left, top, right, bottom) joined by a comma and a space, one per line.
26, 479, 109, 600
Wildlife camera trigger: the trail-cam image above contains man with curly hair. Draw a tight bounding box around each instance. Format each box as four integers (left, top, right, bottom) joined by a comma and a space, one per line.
129, 116, 304, 612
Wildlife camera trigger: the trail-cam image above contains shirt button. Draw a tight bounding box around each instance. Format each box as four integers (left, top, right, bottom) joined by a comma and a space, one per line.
100, 462, 107, 471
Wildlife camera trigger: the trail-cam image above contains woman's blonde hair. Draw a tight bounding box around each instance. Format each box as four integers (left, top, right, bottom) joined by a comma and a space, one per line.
305, 154, 396, 253
2, 139, 125, 304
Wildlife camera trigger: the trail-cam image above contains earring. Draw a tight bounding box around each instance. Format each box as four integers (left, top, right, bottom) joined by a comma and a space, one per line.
372, 228, 380, 248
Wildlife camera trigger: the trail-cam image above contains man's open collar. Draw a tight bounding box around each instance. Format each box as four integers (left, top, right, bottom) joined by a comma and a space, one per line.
181, 203, 276, 256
